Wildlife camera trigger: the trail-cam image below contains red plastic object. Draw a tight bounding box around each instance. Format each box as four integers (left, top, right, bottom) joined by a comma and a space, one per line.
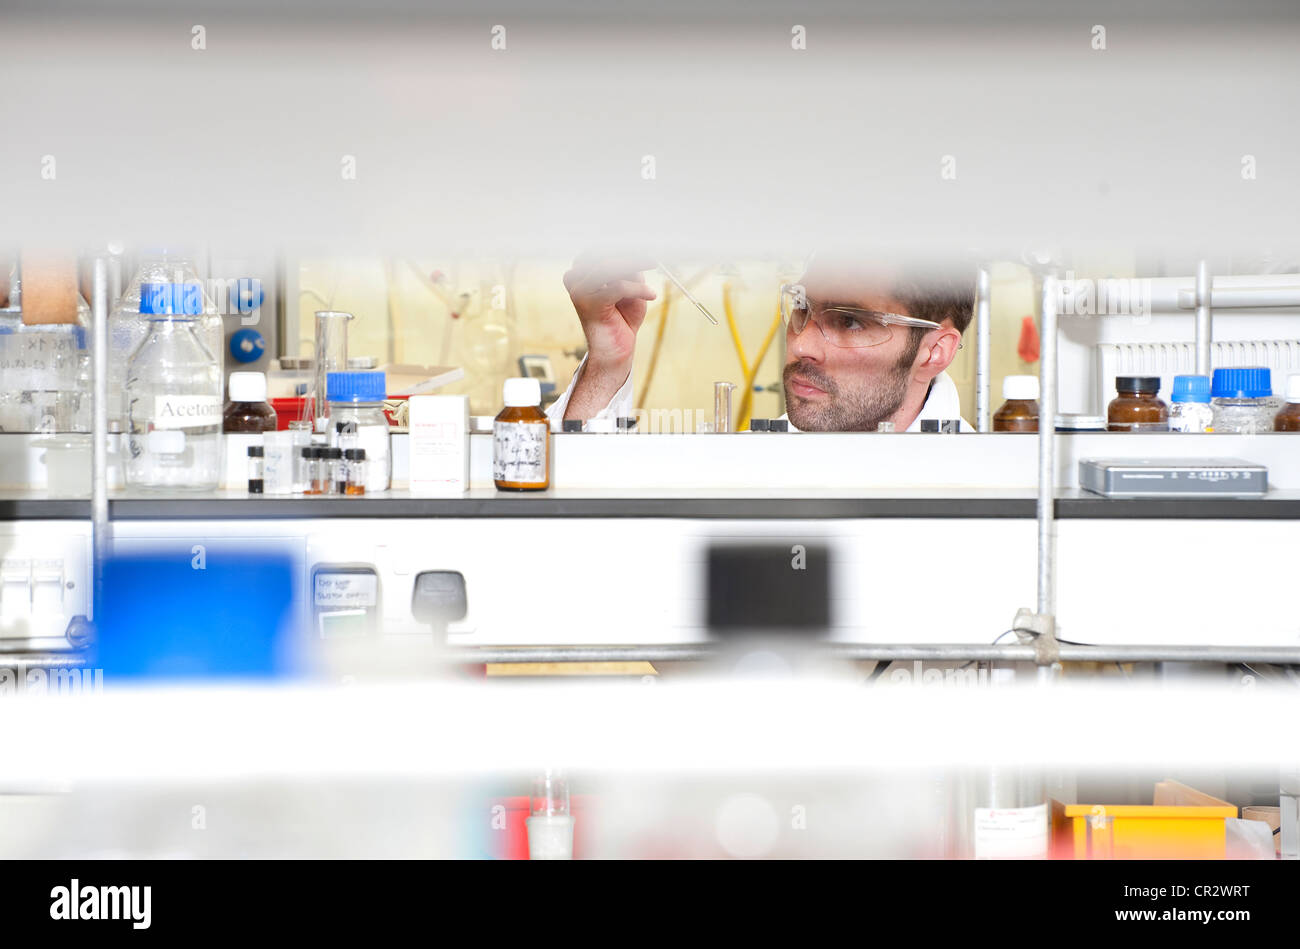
1017, 315, 1041, 364
270, 397, 307, 431
488, 795, 591, 860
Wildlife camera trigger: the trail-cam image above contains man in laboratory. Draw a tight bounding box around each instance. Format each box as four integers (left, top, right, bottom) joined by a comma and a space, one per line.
546, 256, 975, 432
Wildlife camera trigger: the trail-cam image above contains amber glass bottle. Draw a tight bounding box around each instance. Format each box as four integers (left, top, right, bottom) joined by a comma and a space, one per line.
993, 375, 1040, 432
223, 371, 278, 433
1107, 376, 1168, 432
493, 377, 550, 491
1275, 375, 1300, 432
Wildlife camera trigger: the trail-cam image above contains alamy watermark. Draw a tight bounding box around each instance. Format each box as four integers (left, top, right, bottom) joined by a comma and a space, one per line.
1058, 270, 1152, 323
0, 664, 104, 695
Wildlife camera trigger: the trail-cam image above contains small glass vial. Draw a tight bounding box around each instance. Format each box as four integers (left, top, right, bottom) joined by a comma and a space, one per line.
876, 421, 895, 433
1274, 374, 1300, 432
345, 448, 367, 495
493, 377, 550, 491
323, 446, 345, 495
246, 444, 264, 494
302, 446, 323, 495
1107, 376, 1168, 432
993, 375, 1040, 432
1167, 374, 1214, 433
1211, 367, 1273, 434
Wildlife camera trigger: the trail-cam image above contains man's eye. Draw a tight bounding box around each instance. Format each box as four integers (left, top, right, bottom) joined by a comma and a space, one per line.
835, 313, 864, 331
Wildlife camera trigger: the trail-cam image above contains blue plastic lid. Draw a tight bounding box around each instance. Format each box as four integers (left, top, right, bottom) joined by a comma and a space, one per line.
139, 282, 203, 316
1170, 374, 1211, 403
326, 371, 386, 403
1211, 366, 1272, 400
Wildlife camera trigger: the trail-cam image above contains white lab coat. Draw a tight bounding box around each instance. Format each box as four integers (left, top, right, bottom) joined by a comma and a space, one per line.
546, 354, 974, 432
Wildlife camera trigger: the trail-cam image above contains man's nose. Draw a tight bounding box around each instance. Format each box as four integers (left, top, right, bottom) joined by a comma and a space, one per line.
787, 319, 826, 362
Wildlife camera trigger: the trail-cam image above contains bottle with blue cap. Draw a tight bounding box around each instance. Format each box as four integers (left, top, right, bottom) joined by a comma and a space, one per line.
325, 371, 390, 492
1210, 367, 1273, 434
1167, 374, 1214, 433
123, 282, 223, 490
108, 249, 223, 427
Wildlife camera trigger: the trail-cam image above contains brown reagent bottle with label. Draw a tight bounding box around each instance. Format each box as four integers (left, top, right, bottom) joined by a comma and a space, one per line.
993, 375, 1040, 433
223, 371, 278, 433
1108, 376, 1168, 432
493, 377, 550, 491
1275, 374, 1300, 432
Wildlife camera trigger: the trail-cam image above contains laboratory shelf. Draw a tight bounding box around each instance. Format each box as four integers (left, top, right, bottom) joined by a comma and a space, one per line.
4, 488, 1300, 520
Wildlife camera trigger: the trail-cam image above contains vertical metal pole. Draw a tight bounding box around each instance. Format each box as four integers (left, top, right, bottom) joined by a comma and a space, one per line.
1194, 260, 1212, 377
91, 259, 110, 624
975, 266, 992, 432
1037, 273, 1058, 628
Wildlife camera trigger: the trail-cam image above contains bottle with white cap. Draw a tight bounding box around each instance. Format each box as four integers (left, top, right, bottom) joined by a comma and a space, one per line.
993, 375, 1040, 432
493, 377, 550, 490
223, 371, 278, 434
1274, 374, 1300, 432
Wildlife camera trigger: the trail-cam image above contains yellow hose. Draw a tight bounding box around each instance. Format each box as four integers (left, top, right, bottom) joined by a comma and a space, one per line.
723, 283, 749, 378
735, 305, 783, 430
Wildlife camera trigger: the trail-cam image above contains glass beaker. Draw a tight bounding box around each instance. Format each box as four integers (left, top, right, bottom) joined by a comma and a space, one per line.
714, 381, 736, 433
311, 310, 353, 433
526, 768, 574, 860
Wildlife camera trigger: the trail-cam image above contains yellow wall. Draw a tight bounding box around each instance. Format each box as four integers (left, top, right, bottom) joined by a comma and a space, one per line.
295, 258, 1046, 425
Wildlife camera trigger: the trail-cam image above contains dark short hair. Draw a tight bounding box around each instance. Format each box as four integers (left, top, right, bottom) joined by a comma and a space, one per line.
892, 265, 977, 336
891, 265, 978, 366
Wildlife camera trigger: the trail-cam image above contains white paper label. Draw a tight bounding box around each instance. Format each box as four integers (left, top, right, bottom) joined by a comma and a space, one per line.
314, 572, 377, 608
493, 421, 547, 484
153, 395, 221, 429
973, 803, 1048, 859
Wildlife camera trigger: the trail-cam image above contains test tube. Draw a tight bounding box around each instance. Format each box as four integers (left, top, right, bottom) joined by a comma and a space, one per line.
714, 381, 736, 433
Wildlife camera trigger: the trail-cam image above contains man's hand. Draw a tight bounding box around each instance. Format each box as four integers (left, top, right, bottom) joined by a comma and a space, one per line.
560, 255, 657, 419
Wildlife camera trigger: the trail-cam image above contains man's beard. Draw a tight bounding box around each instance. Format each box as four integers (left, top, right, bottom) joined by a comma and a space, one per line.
783, 358, 912, 432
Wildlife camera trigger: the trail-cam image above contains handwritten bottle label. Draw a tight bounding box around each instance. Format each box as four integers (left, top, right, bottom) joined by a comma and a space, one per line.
493, 421, 547, 484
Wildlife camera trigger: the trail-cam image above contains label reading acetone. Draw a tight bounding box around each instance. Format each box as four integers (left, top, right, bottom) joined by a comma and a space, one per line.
973, 803, 1048, 859
493, 421, 547, 484
152, 395, 222, 429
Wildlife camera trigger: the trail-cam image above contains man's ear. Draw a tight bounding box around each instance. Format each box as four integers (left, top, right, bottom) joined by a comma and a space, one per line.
917, 323, 962, 377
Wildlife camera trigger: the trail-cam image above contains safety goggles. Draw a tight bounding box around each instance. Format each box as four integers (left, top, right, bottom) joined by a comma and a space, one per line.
779, 282, 944, 349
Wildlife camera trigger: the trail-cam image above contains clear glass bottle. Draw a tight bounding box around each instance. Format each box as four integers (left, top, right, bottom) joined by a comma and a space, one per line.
493, 377, 550, 491
1211, 367, 1273, 434
1275, 374, 1300, 432
124, 284, 222, 491
1107, 376, 1168, 432
110, 251, 223, 427
326, 371, 390, 493
1167, 374, 1214, 433
993, 375, 1040, 433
